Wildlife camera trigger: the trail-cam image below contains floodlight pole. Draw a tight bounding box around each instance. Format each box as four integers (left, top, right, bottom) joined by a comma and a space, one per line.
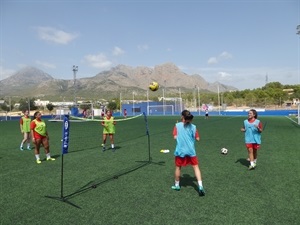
28, 98, 30, 114
72, 65, 78, 105
179, 88, 182, 112
297, 25, 300, 84
118, 92, 120, 115
132, 92, 135, 116
146, 89, 149, 115
163, 80, 166, 115
197, 86, 200, 115
217, 85, 220, 115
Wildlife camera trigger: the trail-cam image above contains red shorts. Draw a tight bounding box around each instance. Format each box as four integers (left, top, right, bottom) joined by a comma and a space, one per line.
246, 143, 260, 150
175, 156, 198, 166
33, 132, 46, 140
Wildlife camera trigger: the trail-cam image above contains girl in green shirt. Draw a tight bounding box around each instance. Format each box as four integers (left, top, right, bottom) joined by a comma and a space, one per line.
101, 110, 116, 152
19, 109, 31, 150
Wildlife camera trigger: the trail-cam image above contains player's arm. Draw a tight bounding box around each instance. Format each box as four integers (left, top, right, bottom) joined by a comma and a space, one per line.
45, 128, 49, 139
30, 121, 36, 142
257, 122, 263, 133
173, 126, 177, 139
195, 130, 200, 141
20, 118, 23, 133
240, 122, 246, 132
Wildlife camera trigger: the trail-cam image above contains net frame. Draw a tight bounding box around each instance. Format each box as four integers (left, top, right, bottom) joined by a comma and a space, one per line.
46, 113, 153, 207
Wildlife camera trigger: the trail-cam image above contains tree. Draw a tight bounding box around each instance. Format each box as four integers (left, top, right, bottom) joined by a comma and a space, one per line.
223, 92, 235, 106
79, 103, 92, 110
18, 98, 37, 112
112, 98, 120, 110
107, 102, 117, 111
0, 102, 9, 111
46, 103, 54, 113
263, 82, 283, 90
244, 93, 256, 107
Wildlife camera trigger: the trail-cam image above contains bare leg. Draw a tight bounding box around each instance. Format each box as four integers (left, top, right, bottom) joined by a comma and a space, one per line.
42, 138, 50, 154
192, 165, 202, 182
171, 165, 182, 190
109, 134, 114, 145
34, 139, 41, 163
174, 166, 181, 182
102, 134, 107, 144
253, 149, 258, 162
20, 133, 29, 149
248, 147, 254, 162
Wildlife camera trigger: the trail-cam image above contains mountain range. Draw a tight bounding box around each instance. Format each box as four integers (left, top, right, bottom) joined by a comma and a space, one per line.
0, 63, 237, 100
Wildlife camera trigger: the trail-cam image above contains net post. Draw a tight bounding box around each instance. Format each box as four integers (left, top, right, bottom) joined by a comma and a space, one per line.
60, 114, 70, 199
143, 112, 151, 162
44, 115, 80, 208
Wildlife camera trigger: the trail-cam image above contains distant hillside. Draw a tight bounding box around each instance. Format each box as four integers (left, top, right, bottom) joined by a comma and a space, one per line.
0, 63, 237, 100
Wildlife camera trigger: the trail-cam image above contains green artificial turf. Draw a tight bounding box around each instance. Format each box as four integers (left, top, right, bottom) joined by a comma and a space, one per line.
1, 115, 300, 225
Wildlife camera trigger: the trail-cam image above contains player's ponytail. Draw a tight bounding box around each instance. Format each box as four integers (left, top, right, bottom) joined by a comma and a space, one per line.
181, 110, 194, 127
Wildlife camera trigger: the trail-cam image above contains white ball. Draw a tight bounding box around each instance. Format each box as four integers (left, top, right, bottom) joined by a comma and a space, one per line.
221, 148, 228, 155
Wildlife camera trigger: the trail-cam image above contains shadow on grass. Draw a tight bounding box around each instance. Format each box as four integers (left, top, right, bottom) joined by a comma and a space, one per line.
180, 174, 198, 192
51, 154, 60, 159
45, 158, 165, 209
235, 158, 249, 167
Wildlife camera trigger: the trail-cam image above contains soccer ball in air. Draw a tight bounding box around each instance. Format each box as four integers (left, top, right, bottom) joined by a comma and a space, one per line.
149, 81, 159, 91
221, 148, 228, 155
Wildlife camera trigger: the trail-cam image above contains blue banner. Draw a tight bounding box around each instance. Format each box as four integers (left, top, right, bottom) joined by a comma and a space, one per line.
61, 115, 70, 154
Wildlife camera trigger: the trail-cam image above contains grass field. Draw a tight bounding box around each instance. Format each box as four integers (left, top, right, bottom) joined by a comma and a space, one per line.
1, 115, 300, 225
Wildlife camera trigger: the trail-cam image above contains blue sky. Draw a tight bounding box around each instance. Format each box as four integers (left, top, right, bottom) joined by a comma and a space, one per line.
1, 0, 299, 90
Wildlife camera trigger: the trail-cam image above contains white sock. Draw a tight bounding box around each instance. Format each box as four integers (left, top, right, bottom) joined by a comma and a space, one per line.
20, 143, 23, 147
27, 143, 30, 148
250, 161, 255, 166
46, 153, 51, 159
198, 180, 203, 187
111, 144, 114, 148
254, 159, 257, 163
175, 180, 180, 186
35, 154, 40, 160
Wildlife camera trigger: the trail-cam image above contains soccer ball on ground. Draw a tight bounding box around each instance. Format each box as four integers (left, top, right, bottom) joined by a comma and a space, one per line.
149, 81, 159, 91
221, 148, 228, 155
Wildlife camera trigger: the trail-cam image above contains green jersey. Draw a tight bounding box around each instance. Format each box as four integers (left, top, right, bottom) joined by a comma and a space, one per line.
103, 116, 115, 134
21, 116, 31, 133
32, 119, 47, 136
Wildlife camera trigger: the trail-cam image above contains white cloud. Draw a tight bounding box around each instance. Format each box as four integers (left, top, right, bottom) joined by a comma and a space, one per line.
207, 57, 218, 65
0, 66, 15, 80
138, 44, 149, 51
218, 71, 232, 81
35, 60, 56, 69
166, 48, 172, 52
36, 26, 78, 44
207, 51, 233, 65
180, 66, 299, 90
112, 46, 125, 56
84, 53, 113, 69
219, 51, 232, 60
